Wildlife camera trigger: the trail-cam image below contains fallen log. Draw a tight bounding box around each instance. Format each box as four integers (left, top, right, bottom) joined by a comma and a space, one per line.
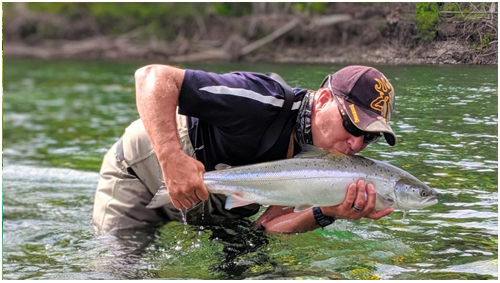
308, 14, 352, 29
3, 43, 53, 59
171, 18, 300, 62
170, 49, 230, 62
239, 18, 299, 56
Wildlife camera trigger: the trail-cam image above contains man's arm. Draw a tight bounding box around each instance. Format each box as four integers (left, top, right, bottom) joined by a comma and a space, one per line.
134, 65, 208, 209
254, 180, 393, 233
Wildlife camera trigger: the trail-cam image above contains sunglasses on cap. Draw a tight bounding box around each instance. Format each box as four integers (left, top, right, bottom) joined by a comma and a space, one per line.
326, 77, 381, 144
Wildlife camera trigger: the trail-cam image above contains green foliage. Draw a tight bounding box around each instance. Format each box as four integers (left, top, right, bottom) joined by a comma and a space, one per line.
212, 3, 251, 16
441, 2, 461, 12
27, 2, 74, 14
27, 3, 91, 20
441, 2, 493, 20
90, 3, 204, 36
310, 2, 328, 13
415, 2, 439, 42
292, 2, 328, 14
481, 32, 492, 48
472, 32, 494, 52
19, 2, 334, 41
442, 2, 472, 20
23, 2, 255, 39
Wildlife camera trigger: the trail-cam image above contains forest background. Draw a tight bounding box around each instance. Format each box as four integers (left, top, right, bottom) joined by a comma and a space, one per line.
3, 2, 498, 65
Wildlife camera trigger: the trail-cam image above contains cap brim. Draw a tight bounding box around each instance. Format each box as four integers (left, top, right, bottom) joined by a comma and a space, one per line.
342, 100, 397, 146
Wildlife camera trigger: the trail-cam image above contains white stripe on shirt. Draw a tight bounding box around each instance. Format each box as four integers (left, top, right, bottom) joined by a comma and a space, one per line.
200, 85, 300, 110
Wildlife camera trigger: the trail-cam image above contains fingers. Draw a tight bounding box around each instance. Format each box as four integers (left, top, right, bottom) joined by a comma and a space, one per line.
362, 183, 393, 219
323, 180, 392, 221
354, 181, 393, 220
170, 186, 209, 210
365, 207, 394, 220
164, 157, 209, 210
343, 180, 369, 219
352, 179, 367, 212
171, 199, 183, 210
182, 195, 197, 208
194, 173, 209, 201
344, 182, 357, 205
171, 196, 196, 210
359, 182, 376, 213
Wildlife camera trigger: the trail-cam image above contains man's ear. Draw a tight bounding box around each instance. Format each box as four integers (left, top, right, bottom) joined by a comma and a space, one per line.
314, 88, 333, 111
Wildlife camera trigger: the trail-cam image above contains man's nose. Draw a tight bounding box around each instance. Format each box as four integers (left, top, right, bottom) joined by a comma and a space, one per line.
349, 135, 365, 153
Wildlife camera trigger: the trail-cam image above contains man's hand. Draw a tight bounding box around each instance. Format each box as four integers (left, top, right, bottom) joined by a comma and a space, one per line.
163, 151, 209, 210
320, 179, 393, 220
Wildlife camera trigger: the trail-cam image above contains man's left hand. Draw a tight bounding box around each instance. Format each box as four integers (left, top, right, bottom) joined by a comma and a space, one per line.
320, 179, 393, 220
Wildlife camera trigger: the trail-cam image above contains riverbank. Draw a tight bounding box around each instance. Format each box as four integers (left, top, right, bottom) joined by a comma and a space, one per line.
3, 3, 497, 65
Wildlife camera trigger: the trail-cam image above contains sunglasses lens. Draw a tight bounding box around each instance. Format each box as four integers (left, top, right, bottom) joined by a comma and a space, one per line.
363, 133, 381, 144
342, 118, 363, 137
343, 117, 381, 144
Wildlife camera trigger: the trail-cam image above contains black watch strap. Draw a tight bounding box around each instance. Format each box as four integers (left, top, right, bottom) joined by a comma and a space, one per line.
312, 207, 335, 227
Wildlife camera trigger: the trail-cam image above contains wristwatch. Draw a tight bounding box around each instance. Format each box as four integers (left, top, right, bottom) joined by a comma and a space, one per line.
312, 207, 335, 227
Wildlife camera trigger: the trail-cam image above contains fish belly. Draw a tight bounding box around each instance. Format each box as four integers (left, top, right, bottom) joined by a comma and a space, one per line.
204, 169, 363, 208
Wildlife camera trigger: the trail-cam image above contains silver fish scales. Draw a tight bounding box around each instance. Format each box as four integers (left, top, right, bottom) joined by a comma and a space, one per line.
147, 145, 439, 211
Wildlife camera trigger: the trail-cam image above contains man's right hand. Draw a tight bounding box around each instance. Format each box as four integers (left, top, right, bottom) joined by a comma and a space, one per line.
162, 151, 209, 209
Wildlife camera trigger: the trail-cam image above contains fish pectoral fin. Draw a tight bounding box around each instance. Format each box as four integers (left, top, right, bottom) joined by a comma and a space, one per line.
377, 193, 395, 208
293, 205, 313, 212
146, 186, 171, 209
225, 195, 255, 210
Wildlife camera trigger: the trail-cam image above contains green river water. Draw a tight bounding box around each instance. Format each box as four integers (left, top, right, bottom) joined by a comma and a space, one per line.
2, 59, 498, 279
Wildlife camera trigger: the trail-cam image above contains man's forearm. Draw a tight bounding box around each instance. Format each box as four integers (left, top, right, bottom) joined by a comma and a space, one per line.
134, 65, 186, 167
134, 65, 208, 209
256, 206, 320, 233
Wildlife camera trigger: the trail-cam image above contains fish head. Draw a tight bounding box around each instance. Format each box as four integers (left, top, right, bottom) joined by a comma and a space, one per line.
392, 177, 439, 210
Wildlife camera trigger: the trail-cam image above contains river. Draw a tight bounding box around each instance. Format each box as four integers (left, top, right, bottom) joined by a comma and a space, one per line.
2, 59, 497, 279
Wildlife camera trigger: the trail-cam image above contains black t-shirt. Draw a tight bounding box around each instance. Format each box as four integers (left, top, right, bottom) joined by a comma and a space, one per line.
179, 70, 308, 171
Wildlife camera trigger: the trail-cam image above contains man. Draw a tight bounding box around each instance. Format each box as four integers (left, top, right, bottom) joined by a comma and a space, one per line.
93, 65, 396, 234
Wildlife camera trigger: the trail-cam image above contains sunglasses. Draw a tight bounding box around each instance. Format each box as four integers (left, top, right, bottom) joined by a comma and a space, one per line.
326, 78, 381, 144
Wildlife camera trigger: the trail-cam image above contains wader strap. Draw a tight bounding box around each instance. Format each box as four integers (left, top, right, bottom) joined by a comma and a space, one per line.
115, 137, 139, 178
254, 73, 294, 160
116, 137, 125, 163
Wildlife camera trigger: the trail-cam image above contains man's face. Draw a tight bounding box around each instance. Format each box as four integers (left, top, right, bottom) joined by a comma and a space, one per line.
310, 88, 368, 155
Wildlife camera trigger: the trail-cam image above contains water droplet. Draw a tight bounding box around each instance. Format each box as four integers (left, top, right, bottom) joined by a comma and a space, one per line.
179, 208, 187, 225
201, 201, 205, 222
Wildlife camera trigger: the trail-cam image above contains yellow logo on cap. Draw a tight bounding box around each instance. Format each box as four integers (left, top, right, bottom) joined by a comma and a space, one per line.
370, 77, 393, 120
349, 104, 360, 122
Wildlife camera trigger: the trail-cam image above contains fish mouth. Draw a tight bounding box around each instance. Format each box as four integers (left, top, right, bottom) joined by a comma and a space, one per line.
424, 196, 439, 204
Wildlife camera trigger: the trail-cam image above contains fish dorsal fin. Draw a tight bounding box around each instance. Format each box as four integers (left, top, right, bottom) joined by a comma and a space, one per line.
215, 163, 232, 170
294, 145, 331, 159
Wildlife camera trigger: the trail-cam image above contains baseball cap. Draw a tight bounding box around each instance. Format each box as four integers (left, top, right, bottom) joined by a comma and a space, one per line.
320, 66, 397, 146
